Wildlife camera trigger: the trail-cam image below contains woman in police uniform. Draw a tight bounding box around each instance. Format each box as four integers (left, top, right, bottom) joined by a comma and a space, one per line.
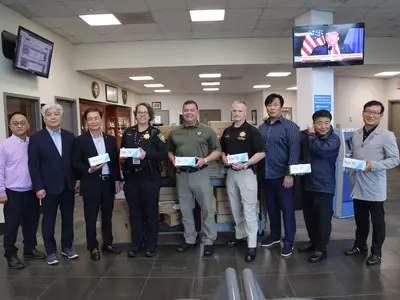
121, 102, 168, 257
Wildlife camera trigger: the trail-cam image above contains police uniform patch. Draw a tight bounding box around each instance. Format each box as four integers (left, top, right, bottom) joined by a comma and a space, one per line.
197, 131, 202, 135
158, 133, 166, 143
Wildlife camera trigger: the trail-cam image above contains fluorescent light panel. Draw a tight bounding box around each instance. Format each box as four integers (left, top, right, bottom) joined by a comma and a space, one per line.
79, 14, 121, 26
374, 71, 400, 76
190, 9, 225, 22
286, 86, 297, 90
201, 82, 220, 86
129, 76, 154, 81
154, 89, 171, 93
144, 83, 164, 88
253, 85, 271, 89
266, 72, 291, 77
203, 88, 219, 91
199, 73, 221, 78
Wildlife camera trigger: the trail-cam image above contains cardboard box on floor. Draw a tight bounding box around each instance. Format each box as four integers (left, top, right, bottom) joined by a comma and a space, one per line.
214, 187, 229, 201
217, 214, 234, 223
160, 211, 182, 226
217, 201, 232, 215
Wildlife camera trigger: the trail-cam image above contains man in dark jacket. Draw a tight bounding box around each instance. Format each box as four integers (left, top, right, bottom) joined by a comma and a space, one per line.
298, 110, 340, 263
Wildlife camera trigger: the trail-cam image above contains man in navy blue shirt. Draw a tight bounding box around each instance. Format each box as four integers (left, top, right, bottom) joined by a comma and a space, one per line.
298, 110, 340, 263
258, 93, 300, 257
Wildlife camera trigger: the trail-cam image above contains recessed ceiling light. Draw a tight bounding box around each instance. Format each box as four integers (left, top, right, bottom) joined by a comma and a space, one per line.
144, 83, 164, 88
286, 86, 297, 90
129, 76, 154, 81
374, 71, 400, 76
190, 9, 225, 22
203, 88, 219, 91
199, 73, 221, 78
154, 89, 171, 93
253, 85, 271, 89
79, 14, 121, 26
266, 72, 291, 77
201, 82, 220, 86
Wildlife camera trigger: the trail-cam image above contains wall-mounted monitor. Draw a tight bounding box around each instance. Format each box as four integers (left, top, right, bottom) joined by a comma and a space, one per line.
293, 23, 365, 68
13, 26, 54, 78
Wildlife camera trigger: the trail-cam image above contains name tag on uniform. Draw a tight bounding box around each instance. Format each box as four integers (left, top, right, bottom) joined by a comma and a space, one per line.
88, 153, 110, 167
343, 158, 366, 170
120, 148, 141, 158
289, 163, 312, 175
175, 157, 196, 166
227, 153, 249, 164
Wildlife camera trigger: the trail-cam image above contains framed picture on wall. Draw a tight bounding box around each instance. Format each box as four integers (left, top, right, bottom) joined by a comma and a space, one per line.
105, 84, 118, 103
251, 110, 257, 125
152, 102, 161, 109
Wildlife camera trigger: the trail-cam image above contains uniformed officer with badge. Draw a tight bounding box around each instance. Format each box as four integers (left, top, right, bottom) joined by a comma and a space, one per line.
168, 100, 222, 256
121, 102, 168, 258
220, 101, 265, 262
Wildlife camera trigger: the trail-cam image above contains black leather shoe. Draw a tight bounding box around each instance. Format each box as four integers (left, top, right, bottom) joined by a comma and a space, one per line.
204, 245, 214, 257
366, 253, 381, 266
102, 245, 122, 254
24, 248, 46, 259
7, 255, 25, 269
145, 247, 158, 257
298, 241, 314, 252
128, 248, 140, 258
90, 249, 100, 261
308, 250, 327, 263
344, 245, 368, 256
245, 248, 257, 262
227, 238, 247, 247
177, 243, 196, 253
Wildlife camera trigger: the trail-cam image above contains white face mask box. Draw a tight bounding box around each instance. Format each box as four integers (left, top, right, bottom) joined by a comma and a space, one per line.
120, 148, 141, 158
88, 153, 110, 167
175, 157, 196, 166
343, 158, 366, 170
289, 164, 312, 175
227, 153, 249, 164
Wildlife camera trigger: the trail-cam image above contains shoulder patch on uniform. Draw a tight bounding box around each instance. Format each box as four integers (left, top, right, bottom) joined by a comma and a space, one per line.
158, 133, 166, 143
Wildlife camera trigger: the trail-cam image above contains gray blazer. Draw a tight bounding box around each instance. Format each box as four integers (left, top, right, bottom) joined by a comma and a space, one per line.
349, 125, 399, 202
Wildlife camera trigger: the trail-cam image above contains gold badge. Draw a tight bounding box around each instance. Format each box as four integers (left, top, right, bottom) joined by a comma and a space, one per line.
158, 133, 166, 143
238, 131, 246, 140
143, 132, 150, 140
197, 131, 202, 135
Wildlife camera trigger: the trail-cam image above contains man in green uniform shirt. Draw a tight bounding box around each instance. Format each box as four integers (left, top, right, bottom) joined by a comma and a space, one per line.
168, 100, 222, 256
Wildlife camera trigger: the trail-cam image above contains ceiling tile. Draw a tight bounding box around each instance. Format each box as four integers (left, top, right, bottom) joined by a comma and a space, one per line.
219, 19, 258, 30
334, 8, 372, 21
94, 25, 129, 35
0, 0, 16, 5
225, 9, 262, 20
152, 10, 190, 23
192, 22, 223, 32
261, 8, 302, 19
369, 28, 398, 37
377, 0, 400, 8
266, 0, 307, 8
252, 29, 282, 37
159, 22, 192, 33
303, 0, 344, 11
6, 4, 40, 18
103, 0, 149, 13
366, 8, 400, 19
32, 16, 87, 28
145, 0, 186, 11
130, 33, 165, 41
341, 0, 385, 7
124, 23, 161, 33
227, 0, 267, 9
217, 30, 254, 38
16, 0, 66, 3
63, 1, 110, 15
61, 25, 98, 35
357, 18, 387, 29
163, 32, 194, 39
256, 19, 292, 30
24, 3, 74, 17
186, 0, 226, 10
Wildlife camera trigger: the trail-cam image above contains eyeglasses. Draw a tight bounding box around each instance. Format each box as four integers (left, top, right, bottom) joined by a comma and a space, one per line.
137, 111, 149, 116
11, 121, 27, 126
363, 110, 381, 117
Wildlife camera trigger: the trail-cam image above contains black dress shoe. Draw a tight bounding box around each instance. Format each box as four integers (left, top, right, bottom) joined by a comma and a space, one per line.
7, 256, 25, 269
298, 241, 314, 252
102, 245, 122, 254
90, 249, 101, 261
24, 248, 46, 259
128, 248, 140, 258
308, 250, 327, 263
145, 247, 158, 257
204, 245, 214, 257
366, 253, 381, 266
344, 245, 368, 256
227, 238, 247, 247
177, 243, 196, 253
245, 248, 257, 262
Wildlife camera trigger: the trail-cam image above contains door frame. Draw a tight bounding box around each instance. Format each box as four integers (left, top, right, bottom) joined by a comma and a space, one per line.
388, 99, 400, 131
3, 92, 41, 134
55, 96, 78, 136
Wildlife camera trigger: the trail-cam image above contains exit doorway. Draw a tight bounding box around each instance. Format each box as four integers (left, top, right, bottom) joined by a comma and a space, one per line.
199, 109, 222, 124
388, 100, 400, 148
56, 97, 78, 135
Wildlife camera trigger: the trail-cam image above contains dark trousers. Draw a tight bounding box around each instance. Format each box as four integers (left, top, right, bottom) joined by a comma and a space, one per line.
3, 189, 40, 258
263, 178, 296, 246
83, 179, 115, 251
41, 188, 75, 254
303, 191, 333, 252
353, 199, 385, 255
124, 171, 160, 250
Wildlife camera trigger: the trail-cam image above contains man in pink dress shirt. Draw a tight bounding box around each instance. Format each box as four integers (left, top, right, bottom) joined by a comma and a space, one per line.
0, 112, 46, 269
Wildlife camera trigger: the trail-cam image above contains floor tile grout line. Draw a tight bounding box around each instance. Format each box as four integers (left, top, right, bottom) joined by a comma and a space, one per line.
138, 260, 156, 300
284, 273, 298, 298
34, 277, 59, 300
85, 277, 104, 300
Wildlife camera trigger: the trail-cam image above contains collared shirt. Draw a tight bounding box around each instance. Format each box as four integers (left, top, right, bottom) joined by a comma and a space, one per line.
0, 136, 32, 196
90, 131, 110, 175
258, 115, 300, 179
363, 125, 378, 142
46, 127, 62, 156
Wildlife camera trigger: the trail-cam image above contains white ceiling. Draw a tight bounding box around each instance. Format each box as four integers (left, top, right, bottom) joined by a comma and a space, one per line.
82, 64, 400, 94
1, 0, 400, 44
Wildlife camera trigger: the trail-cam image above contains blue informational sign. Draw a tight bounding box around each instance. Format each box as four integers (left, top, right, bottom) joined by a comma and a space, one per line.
313, 95, 332, 113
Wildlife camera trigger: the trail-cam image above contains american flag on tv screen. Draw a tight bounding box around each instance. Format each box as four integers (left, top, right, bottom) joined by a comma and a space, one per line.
301, 29, 325, 56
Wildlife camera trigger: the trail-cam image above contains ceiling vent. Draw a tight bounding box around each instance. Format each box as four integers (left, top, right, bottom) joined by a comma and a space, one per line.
115, 12, 155, 24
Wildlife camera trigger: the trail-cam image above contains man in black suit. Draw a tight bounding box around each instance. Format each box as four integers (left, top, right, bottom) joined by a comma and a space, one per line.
28, 104, 79, 265
312, 30, 353, 55
73, 108, 122, 261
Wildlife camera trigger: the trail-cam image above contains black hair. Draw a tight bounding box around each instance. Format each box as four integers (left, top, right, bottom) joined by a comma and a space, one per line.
363, 100, 384, 114
264, 93, 284, 107
183, 100, 198, 110
83, 108, 103, 120
312, 110, 332, 122
9, 111, 28, 121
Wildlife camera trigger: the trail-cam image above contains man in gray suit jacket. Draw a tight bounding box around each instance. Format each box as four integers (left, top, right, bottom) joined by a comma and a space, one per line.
345, 101, 399, 266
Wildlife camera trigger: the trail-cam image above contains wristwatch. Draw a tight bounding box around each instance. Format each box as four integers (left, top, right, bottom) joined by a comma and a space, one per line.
243, 163, 248, 169
204, 158, 208, 164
